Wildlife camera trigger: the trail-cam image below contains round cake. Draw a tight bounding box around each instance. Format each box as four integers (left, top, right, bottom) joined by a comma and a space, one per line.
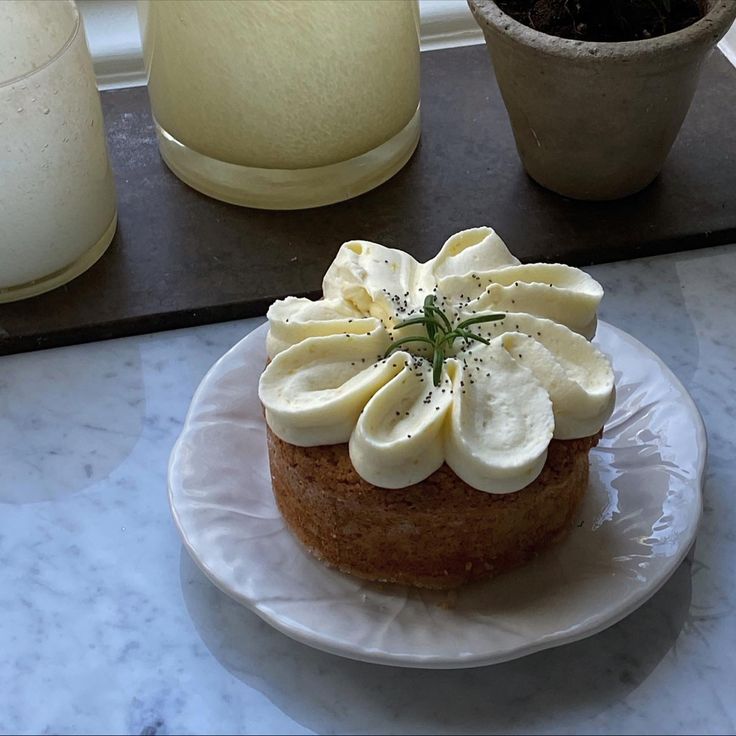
258, 227, 615, 589
268, 428, 600, 589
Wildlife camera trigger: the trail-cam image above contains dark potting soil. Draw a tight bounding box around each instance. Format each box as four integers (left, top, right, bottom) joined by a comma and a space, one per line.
495, 0, 705, 42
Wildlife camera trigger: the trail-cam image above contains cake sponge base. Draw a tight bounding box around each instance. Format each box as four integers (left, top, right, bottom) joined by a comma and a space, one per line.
267, 428, 599, 589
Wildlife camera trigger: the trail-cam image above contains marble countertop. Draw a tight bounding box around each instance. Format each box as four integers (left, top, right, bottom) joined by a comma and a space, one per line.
2, 243, 735, 735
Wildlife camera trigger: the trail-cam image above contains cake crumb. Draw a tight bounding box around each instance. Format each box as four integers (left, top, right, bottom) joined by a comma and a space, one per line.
436, 590, 458, 610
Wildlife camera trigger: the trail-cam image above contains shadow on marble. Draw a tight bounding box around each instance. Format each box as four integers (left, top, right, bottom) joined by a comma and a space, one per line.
592, 255, 700, 392
0, 339, 146, 503
180, 547, 693, 734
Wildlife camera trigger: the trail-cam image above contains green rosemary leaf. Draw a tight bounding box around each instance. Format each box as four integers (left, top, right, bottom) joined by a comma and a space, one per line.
383, 296, 504, 385
384, 335, 434, 358
457, 329, 490, 345
432, 344, 444, 387
424, 305, 452, 333
455, 313, 505, 330
393, 316, 437, 330
437, 331, 460, 349
422, 295, 438, 340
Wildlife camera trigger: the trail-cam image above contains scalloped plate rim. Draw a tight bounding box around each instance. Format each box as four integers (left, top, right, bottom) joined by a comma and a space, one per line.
168, 320, 706, 669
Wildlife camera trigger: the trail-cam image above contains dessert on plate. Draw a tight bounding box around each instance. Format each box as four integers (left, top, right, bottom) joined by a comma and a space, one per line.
258, 227, 615, 589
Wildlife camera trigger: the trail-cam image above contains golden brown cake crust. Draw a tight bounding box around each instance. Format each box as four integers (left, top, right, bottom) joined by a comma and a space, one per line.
267, 428, 601, 589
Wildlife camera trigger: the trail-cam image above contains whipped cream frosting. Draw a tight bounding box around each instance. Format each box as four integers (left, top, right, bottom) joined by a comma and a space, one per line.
259, 227, 615, 494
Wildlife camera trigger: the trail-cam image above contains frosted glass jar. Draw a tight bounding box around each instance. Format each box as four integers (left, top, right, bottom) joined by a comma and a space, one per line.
138, 0, 421, 209
0, 0, 117, 303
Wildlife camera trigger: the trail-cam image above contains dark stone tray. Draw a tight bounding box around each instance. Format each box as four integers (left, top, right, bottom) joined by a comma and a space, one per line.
2, 44, 735, 356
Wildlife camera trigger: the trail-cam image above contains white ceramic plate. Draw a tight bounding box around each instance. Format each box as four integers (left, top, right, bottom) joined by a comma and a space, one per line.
169, 321, 705, 669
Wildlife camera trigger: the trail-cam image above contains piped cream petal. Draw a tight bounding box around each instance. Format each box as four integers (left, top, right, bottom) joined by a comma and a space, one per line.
322, 240, 424, 326
451, 263, 603, 338
258, 330, 402, 446
426, 226, 519, 282
496, 317, 615, 439
266, 296, 380, 358
349, 359, 454, 488
444, 340, 554, 494
462, 311, 614, 439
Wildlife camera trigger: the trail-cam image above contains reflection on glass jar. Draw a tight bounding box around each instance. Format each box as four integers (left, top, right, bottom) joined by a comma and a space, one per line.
139, 0, 421, 209
0, 0, 117, 303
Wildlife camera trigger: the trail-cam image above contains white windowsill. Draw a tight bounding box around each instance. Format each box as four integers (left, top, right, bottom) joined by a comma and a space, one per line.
79, 0, 735, 90
722, 22, 736, 67
78, 0, 147, 89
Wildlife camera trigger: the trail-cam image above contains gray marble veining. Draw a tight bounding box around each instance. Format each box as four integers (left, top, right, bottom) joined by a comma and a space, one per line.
1, 244, 735, 735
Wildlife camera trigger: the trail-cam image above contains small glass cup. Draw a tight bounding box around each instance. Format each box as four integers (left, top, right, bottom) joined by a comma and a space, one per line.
138, 0, 421, 210
0, 0, 117, 303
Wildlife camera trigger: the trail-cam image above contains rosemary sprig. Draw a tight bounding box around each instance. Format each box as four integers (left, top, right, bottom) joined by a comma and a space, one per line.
384, 294, 504, 386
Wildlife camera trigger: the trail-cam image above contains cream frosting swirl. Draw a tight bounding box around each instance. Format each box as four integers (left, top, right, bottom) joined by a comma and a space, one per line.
258, 227, 614, 494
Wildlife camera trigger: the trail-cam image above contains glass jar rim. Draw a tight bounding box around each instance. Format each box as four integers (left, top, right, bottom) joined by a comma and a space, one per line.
0, 0, 81, 89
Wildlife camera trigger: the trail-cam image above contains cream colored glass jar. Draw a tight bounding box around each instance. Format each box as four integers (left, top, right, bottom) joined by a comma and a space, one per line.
0, 0, 117, 303
138, 0, 421, 209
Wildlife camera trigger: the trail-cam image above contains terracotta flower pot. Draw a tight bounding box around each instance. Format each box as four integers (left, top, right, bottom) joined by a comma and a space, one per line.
467, 0, 736, 200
